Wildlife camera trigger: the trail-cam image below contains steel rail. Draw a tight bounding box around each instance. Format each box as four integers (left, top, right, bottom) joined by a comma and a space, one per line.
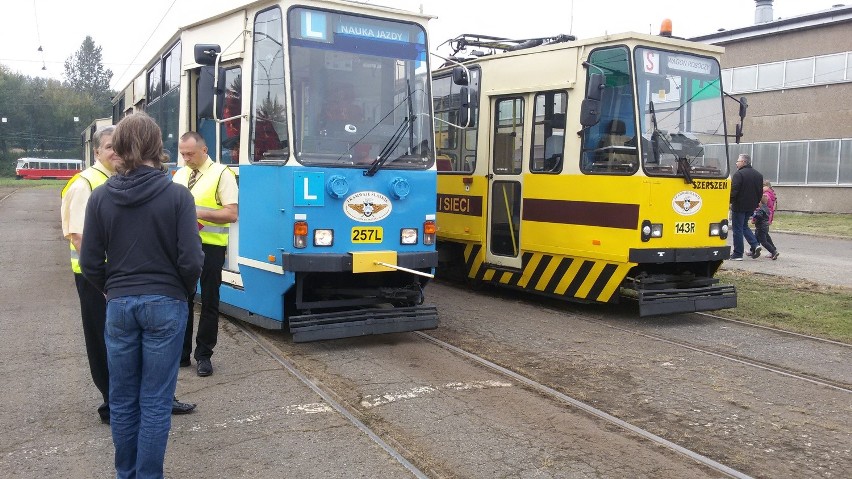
416, 331, 753, 479
233, 321, 429, 479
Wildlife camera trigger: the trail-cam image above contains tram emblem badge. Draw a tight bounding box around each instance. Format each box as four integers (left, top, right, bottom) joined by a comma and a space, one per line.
672, 191, 702, 216
344, 191, 392, 222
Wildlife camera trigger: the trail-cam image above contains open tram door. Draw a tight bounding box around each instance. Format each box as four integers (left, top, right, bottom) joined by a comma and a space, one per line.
486, 96, 524, 270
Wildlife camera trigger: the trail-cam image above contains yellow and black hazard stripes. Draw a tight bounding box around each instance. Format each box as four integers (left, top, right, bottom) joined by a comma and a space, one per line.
462, 244, 630, 303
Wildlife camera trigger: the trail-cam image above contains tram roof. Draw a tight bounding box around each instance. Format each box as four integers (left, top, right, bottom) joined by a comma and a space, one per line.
437, 30, 725, 71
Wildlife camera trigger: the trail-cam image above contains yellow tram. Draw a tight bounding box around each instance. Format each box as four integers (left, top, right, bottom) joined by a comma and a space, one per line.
432, 29, 747, 316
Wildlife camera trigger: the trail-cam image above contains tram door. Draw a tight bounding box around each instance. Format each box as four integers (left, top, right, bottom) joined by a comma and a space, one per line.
486, 96, 524, 269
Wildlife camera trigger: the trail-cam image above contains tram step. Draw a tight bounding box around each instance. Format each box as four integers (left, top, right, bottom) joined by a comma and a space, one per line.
288, 305, 438, 342
638, 284, 737, 317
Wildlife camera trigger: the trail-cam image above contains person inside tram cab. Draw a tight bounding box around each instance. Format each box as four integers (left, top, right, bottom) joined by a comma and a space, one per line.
321, 82, 364, 133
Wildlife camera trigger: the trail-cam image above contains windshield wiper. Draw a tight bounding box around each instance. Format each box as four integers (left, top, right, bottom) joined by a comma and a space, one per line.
365, 80, 415, 177
648, 99, 693, 184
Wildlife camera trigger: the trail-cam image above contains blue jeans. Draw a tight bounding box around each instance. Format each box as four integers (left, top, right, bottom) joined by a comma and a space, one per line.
731, 210, 759, 258
106, 295, 187, 479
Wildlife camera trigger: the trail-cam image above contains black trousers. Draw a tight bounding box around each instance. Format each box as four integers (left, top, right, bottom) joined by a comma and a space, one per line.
183, 243, 226, 361
74, 273, 109, 417
755, 224, 777, 255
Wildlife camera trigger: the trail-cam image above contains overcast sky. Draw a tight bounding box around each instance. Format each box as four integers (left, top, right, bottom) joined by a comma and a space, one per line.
0, 0, 846, 90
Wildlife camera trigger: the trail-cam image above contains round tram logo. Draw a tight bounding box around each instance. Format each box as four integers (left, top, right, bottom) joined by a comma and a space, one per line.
343, 191, 392, 223
672, 190, 702, 216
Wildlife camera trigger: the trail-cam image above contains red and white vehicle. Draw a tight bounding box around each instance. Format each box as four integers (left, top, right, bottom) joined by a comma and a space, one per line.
15, 158, 83, 180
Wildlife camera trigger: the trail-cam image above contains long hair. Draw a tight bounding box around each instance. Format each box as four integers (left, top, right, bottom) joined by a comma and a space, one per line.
112, 112, 168, 172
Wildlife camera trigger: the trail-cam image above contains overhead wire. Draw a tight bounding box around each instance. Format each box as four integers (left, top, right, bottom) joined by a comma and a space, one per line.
112, 0, 179, 90
32, 0, 46, 70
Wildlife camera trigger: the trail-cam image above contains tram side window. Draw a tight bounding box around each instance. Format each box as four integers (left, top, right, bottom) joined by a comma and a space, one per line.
494, 98, 524, 175
250, 7, 289, 163
581, 47, 639, 175
160, 43, 181, 164
220, 67, 242, 165
433, 69, 480, 173
531, 91, 567, 173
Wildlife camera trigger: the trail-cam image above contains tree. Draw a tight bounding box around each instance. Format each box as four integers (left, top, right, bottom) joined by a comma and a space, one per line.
63, 36, 113, 104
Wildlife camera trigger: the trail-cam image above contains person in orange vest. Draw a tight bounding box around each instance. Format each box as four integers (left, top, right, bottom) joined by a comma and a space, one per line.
174, 132, 239, 377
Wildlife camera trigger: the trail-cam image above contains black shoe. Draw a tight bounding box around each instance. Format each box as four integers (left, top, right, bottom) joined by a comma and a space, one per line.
180, 358, 191, 367
197, 358, 213, 377
172, 397, 196, 415
98, 402, 110, 425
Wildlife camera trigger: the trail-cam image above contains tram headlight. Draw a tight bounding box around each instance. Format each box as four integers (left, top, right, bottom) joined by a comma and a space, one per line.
400, 228, 418, 245
423, 220, 436, 245
641, 220, 663, 242
709, 219, 729, 239
294, 221, 308, 249
314, 229, 334, 246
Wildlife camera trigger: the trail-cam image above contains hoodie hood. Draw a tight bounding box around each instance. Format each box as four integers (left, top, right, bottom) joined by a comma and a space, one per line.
105, 165, 172, 207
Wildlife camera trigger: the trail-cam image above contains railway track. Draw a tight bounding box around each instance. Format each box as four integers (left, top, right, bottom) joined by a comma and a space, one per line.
232, 318, 751, 478
441, 279, 851, 393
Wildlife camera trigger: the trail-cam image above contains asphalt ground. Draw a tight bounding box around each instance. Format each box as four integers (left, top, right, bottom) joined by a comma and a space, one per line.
722, 229, 852, 288
0, 187, 412, 478
1, 185, 849, 478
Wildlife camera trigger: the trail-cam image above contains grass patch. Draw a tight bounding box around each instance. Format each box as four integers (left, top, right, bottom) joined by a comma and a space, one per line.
773, 212, 852, 239
715, 270, 852, 343
0, 178, 66, 188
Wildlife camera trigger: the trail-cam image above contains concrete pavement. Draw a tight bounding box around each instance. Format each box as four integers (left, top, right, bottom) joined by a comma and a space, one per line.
0, 186, 412, 478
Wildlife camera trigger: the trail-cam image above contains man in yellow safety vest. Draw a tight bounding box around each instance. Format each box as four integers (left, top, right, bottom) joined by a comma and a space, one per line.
174, 132, 239, 377
60, 126, 118, 424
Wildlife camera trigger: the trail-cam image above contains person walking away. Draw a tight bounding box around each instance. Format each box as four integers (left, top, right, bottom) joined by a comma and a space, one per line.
763, 180, 777, 225
79, 112, 204, 478
729, 153, 763, 260
60, 126, 119, 424
174, 132, 239, 377
753, 194, 780, 260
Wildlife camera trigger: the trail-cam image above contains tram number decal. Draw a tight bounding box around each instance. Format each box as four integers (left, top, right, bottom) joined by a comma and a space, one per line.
692, 180, 727, 190
352, 227, 384, 243
675, 222, 695, 234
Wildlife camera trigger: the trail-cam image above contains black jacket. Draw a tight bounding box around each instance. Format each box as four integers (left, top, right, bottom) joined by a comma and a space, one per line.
80, 166, 204, 301
730, 164, 763, 213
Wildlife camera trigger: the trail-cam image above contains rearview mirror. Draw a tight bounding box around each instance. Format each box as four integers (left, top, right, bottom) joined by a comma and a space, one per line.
452, 66, 469, 86
579, 99, 601, 127
194, 44, 221, 66
198, 66, 225, 119
586, 73, 604, 101
738, 96, 748, 119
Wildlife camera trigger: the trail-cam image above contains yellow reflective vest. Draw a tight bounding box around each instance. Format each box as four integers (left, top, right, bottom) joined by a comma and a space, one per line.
61, 167, 110, 273
173, 162, 234, 246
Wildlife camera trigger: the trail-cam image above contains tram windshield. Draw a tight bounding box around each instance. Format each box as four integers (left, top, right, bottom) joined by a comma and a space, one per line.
288, 8, 432, 169
634, 47, 729, 179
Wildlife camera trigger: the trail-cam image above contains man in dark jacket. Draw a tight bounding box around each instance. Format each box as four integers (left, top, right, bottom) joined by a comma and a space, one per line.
80, 112, 204, 478
729, 153, 763, 260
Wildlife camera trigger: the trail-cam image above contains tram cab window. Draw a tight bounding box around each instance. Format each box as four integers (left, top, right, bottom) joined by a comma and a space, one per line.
581, 46, 639, 175
531, 91, 567, 173
287, 8, 432, 170
433, 68, 480, 173
248, 7, 289, 163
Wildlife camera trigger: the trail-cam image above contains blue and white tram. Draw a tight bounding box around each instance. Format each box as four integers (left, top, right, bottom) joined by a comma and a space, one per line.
116, 1, 449, 341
